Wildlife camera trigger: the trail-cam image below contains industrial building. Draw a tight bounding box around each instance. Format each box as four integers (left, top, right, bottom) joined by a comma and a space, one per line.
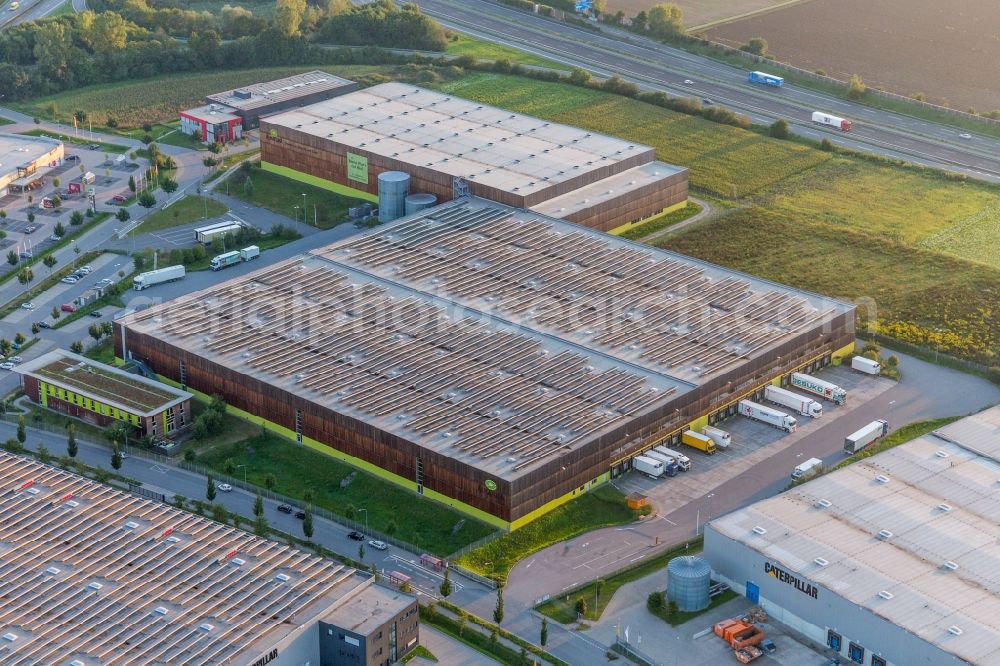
0, 132, 64, 194
0, 450, 419, 666
259, 82, 688, 232
116, 198, 854, 530
15, 349, 193, 438
705, 406, 1000, 666
204, 70, 357, 130
179, 104, 243, 145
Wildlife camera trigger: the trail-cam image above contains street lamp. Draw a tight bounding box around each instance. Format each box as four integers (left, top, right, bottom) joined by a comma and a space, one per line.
301, 193, 306, 223
358, 507, 368, 537
235, 464, 247, 485
888, 400, 896, 429
293, 205, 300, 223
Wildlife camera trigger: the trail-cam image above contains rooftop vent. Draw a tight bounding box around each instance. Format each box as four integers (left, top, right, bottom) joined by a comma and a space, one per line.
25, 487, 39, 495
275, 573, 291, 582
877, 590, 894, 600
814, 557, 828, 567
232, 558, 246, 566
948, 626, 963, 636
45, 566, 61, 575
154, 606, 169, 615
2, 633, 16, 642
124, 520, 139, 529
877, 529, 893, 540
166, 535, 181, 544
752, 526, 767, 536
875, 474, 890, 484
88, 582, 103, 591
935, 450, 950, 458
943, 560, 959, 571
199, 623, 215, 632
815, 498, 832, 508
938, 503, 953, 512
65, 500, 79, 508
70, 661, 85, 666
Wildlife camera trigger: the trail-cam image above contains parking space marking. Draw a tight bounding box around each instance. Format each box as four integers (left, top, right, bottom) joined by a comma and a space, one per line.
150, 464, 170, 474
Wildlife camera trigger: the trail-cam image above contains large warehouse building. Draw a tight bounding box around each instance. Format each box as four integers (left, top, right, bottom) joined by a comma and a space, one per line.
705, 406, 1000, 666
259, 82, 688, 232
0, 450, 418, 666
0, 132, 64, 194
116, 198, 854, 530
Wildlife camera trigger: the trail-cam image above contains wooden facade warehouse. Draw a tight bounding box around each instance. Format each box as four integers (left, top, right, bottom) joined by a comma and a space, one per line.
116, 200, 854, 529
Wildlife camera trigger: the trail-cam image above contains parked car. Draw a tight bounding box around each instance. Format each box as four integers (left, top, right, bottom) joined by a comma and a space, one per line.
277, 504, 293, 514
683, 79, 693, 84
37, 321, 51, 329
24, 225, 37, 234
702, 98, 714, 105
348, 531, 366, 541
760, 639, 776, 654
49, 234, 60, 241
88, 144, 100, 150
8, 356, 22, 364
89, 311, 103, 318
61, 303, 78, 313
216, 483, 233, 492
20, 302, 34, 310
367, 539, 388, 551
98, 278, 114, 286
66, 154, 80, 162
61, 277, 78, 284
78, 265, 93, 274
0, 362, 14, 371
112, 195, 128, 204
294, 509, 306, 519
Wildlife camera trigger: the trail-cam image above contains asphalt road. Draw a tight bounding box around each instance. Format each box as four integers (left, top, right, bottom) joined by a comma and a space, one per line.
414, 0, 1000, 182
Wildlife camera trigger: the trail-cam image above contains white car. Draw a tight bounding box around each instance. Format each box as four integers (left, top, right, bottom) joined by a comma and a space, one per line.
959, 133, 972, 139
216, 483, 233, 492
683, 79, 694, 85
49, 234, 60, 241
78, 265, 93, 274
367, 539, 388, 551
20, 302, 34, 310
98, 278, 114, 286
8, 356, 22, 364
0, 362, 15, 371
61, 276, 78, 284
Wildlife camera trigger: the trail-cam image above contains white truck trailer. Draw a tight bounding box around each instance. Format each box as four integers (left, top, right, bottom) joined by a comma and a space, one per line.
633, 455, 666, 479
791, 372, 847, 405
133, 265, 185, 291
791, 458, 824, 480
764, 385, 823, 418
851, 356, 881, 375
811, 111, 852, 131
654, 445, 691, 471
738, 399, 797, 432
702, 425, 732, 449
644, 450, 679, 476
240, 245, 260, 261
844, 420, 889, 454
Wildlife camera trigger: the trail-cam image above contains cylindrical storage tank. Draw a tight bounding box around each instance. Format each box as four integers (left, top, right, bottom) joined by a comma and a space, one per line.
378, 171, 410, 223
404, 193, 437, 216
666, 556, 711, 612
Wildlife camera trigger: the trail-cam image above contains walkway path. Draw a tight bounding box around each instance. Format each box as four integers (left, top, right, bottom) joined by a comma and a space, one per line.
641, 197, 713, 243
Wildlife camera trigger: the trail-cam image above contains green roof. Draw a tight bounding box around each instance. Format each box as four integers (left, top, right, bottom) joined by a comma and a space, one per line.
34, 357, 184, 414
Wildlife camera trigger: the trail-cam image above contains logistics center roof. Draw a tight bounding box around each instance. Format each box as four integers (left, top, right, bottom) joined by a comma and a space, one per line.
262, 81, 655, 199
15, 349, 191, 416
122, 199, 847, 480
0, 132, 62, 178
0, 451, 394, 666
710, 405, 1000, 666
206, 70, 356, 112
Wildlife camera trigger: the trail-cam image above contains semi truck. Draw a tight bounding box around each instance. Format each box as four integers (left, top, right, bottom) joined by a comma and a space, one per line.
702, 425, 732, 449
738, 400, 797, 432
812, 111, 852, 131
632, 455, 666, 478
791, 457, 823, 480
194, 221, 244, 244
791, 372, 847, 405
211, 245, 261, 271
748, 71, 783, 87
654, 445, 691, 471
643, 450, 679, 476
681, 430, 716, 455
764, 385, 823, 418
844, 419, 889, 454
851, 356, 881, 375
133, 265, 185, 291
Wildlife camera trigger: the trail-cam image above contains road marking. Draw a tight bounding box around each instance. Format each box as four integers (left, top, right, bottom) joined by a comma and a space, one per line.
660, 516, 677, 525
525, 558, 536, 569
150, 464, 169, 474
629, 553, 648, 563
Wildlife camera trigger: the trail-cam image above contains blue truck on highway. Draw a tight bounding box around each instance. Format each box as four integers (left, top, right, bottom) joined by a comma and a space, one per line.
748, 71, 784, 87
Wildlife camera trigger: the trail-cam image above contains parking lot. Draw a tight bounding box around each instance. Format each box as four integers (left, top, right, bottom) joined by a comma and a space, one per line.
616, 366, 895, 514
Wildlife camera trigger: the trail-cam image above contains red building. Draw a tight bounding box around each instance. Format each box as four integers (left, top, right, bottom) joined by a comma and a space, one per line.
179, 105, 242, 144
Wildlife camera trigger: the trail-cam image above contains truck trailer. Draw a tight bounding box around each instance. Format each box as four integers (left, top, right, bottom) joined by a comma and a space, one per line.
748, 71, 783, 87
738, 400, 797, 432
240, 245, 260, 261
194, 221, 244, 244
812, 111, 852, 131
681, 430, 716, 455
643, 450, 679, 477
844, 419, 889, 454
632, 455, 666, 478
764, 385, 823, 418
791, 372, 847, 405
791, 457, 823, 480
133, 265, 185, 291
702, 425, 732, 449
851, 356, 881, 375
654, 445, 691, 471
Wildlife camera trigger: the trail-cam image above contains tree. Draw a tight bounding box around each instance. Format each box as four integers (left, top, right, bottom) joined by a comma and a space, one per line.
111, 442, 122, 470
666, 599, 679, 622
161, 178, 178, 194
37, 442, 51, 464
302, 505, 314, 540
14, 332, 25, 346
440, 566, 452, 597
51, 306, 61, 320
70, 341, 83, 353
386, 518, 398, 535
27, 212, 35, 224
0, 339, 10, 357
6, 250, 17, 266
274, 0, 308, 36
128, 175, 136, 193
769, 118, 790, 139
17, 268, 34, 288
254, 513, 269, 536
133, 253, 146, 273
264, 473, 277, 490
43, 255, 57, 273
70, 211, 84, 226
54, 222, 66, 237
16, 416, 26, 444
575, 597, 587, 618
31, 323, 39, 335
89, 323, 102, 342
212, 503, 229, 524
206, 474, 217, 501
647, 590, 664, 611
52, 195, 62, 209
569, 67, 591, 86
647, 3, 684, 39
741, 37, 768, 56
847, 73, 866, 100
52, 177, 61, 188
540, 617, 548, 646
138, 191, 156, 208
0, 209, 6, 220
493, 586, 505, 624
254, 493, 264, 517
73, 110, 87, 123
67, 424, 77, 458
116, 207, 130, 222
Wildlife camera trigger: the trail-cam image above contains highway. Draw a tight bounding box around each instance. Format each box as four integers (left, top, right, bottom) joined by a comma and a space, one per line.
414, 0, 1000, 182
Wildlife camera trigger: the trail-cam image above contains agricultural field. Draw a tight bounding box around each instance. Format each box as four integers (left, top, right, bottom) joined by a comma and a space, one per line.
603, 0, 794, 29
705, 0, 1000, 111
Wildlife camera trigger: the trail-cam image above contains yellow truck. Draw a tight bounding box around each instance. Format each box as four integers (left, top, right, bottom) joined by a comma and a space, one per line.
681, 430, 716, 455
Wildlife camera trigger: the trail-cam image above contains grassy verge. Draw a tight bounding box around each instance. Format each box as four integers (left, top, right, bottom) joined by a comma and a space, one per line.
536, 537, 703, 623
13, 402, 108, 443
834, 416, 961, 471
136, 196, 228, 234
444, 32, 566, 69
18, 129, 128, 154
456, 485, 638, 582
617, 202, 703, 240
196, 432, 495, 555
401, 645, 438, 663
204, 149, 262, 184
84, 338, 116, 365
0, 117, 13, 125
223, 165, 368, 229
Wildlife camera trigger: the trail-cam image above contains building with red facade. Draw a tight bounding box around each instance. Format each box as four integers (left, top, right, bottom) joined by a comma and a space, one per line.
179, 105, 243, 144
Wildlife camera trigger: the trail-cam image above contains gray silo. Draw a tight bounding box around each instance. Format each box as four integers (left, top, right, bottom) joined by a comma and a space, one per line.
378, 171, 410, 223
666, 556, 711, 611
404, 193, 437, 216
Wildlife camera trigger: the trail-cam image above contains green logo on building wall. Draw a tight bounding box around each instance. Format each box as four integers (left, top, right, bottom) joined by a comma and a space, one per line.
485, 480, 497, 491
269, 128, 278, 139
347, 152, 369, 184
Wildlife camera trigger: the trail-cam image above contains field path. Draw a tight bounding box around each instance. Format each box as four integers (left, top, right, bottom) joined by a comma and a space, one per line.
639, 196, 713, 242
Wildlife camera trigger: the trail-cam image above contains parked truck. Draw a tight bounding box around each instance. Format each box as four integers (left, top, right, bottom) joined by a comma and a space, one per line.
240, 245, 260, 261
791, 457, 823, 480
211, 246, 260, 271
812, 111, 852, 131
133, 265, 185, 291
791, 372, 846, 405
702, 425, 732, 449
764, 385, 823, 418
654, 445, 691, 471
844, 419, 889, 454
851, 356, 881, 375
632, 455, 666, 478
194, 221, 244, 244
681, 430, 716, 455
748, 71, 783, 87
643, 450, 679, 477
738, 400, 797, 432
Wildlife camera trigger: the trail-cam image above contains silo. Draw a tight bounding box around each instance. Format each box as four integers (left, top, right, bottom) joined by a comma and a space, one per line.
666, 556, 711, 611
378, 171, 410, 223
404, 193, 437, 216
